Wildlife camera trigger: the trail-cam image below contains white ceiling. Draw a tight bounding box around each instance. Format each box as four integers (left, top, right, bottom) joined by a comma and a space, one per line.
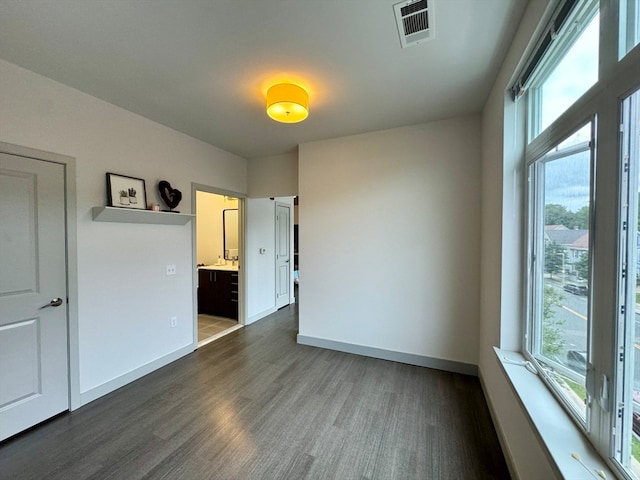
0, 0, 527, 160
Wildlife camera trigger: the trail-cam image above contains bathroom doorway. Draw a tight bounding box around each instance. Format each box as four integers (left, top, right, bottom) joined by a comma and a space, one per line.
194, 188, 244, 347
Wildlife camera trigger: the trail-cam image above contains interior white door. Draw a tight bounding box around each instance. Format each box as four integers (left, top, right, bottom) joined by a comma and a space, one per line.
275, 203, 291, 309
0, 153, 69, 441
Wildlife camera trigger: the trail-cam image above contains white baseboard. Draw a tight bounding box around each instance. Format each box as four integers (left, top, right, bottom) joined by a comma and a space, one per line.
296, 335, 478, 376
78, 344, 194, 407
247, 306, 277, 325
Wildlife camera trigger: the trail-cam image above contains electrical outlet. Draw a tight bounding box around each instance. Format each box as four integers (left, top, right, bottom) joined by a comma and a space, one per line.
170, 316, 177, 328
166, 264, 176, 276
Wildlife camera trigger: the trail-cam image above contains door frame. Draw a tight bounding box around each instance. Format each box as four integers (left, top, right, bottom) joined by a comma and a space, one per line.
191, 183, 246, 349
0, 141, 80, 410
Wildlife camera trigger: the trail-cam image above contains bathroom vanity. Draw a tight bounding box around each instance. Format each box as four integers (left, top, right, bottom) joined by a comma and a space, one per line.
197, 266, 238, 319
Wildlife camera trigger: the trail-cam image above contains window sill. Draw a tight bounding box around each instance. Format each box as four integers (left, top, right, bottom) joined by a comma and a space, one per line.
494, 347, 615, 479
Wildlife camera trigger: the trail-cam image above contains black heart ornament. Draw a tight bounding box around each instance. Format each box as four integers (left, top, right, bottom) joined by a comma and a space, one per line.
158, 180, 182, 211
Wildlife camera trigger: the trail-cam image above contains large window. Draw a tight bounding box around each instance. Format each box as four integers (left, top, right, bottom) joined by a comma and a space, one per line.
519, 0, 640, 478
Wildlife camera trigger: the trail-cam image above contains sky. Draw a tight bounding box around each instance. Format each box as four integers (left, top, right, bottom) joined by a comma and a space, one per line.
540, 13, 599, 132
539, 14, 599, 212
544, 150, 591, 213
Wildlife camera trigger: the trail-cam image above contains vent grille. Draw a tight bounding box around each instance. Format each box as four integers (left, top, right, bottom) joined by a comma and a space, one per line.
393, 0, 433, 48
400, 0, 427, 17
402, 10, 428, 35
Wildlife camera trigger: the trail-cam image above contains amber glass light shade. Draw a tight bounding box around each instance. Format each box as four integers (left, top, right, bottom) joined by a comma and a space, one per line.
266, 83, 309, 123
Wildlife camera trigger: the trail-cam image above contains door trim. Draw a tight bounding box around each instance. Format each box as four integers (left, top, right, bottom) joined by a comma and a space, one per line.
0, 142, 80, 410
191, 183, 246, 350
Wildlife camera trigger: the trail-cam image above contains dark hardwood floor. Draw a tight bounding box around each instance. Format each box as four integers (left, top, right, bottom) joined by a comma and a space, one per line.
0, 304, 510, 479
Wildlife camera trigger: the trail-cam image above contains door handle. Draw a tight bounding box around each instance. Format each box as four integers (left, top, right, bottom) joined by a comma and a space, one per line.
40, 298, 63, 309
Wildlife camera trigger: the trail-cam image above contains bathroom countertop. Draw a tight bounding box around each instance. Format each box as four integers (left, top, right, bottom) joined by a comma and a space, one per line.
199, 264, 238, 271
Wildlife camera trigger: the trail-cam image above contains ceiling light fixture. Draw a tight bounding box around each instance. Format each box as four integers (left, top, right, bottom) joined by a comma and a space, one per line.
266, 83, 309, 123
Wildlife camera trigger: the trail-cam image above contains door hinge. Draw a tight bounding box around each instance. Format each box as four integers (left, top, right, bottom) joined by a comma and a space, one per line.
621, 305, 626, 315
619, 349, 625, 362
623, 221, 628, 231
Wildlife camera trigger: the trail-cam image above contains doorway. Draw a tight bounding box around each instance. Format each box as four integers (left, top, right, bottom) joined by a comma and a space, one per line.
194, 189, 244, 346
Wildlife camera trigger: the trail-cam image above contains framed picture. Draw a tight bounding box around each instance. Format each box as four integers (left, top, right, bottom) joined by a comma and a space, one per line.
106, 173, 147, 210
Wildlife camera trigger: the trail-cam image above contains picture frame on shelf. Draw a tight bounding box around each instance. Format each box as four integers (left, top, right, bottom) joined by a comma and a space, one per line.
106, 172, 147, 210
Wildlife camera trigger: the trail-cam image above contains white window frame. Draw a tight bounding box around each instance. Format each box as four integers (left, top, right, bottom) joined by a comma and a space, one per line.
614, 87, 640, 478
525, 118, 596, 431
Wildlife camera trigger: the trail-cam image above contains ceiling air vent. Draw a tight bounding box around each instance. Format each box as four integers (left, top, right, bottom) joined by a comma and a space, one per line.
393, 0, 433, 48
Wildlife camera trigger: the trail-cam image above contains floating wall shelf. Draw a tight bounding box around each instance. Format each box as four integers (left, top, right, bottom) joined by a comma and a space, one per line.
92, 206, 194, 225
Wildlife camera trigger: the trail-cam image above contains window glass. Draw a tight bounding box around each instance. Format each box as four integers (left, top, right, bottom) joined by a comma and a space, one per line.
528, 12, 599, 141
529, 123, 593, 422
620, 0, 640, 59
617, 89, 640, 478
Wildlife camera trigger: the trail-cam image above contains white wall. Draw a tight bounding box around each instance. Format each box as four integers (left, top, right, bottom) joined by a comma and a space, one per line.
245, 150, 297, 323
196, 191, 238, 265
298, 116, 482, 366
247, 152, 298, 197
245, 196, 295, 324
245, 198, 277, 323
0, 59, 247, 403
479, 1, 558, 478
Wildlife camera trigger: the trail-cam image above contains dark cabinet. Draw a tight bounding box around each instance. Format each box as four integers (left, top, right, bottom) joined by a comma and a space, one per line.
198, 269, 214, 314
214, 270, 238, 319
198, 269, 238, 319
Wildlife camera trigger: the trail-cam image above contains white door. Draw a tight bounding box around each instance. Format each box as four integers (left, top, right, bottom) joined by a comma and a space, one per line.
0, 153, 69, 441
275, 203, 291, 309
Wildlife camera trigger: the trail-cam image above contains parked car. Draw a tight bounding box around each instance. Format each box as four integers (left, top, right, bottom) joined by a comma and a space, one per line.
563, 284, 588, 296
566, 350, 587, 374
